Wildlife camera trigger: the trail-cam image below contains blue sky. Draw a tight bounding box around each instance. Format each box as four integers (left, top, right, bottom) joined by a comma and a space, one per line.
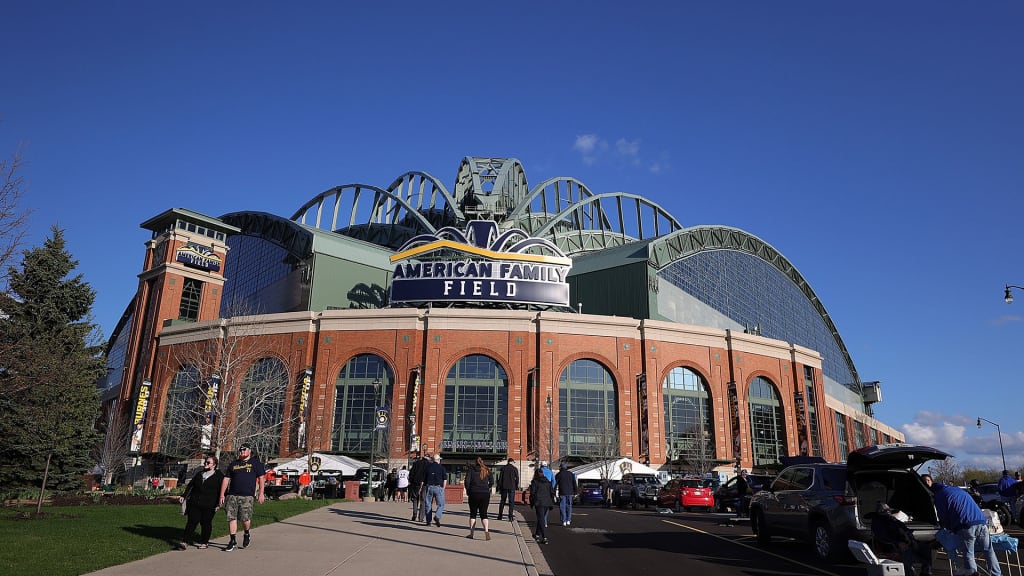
3, 2, 1022, 470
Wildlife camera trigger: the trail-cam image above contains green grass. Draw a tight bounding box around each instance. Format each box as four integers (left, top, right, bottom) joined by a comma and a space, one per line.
0, 499, 333, 575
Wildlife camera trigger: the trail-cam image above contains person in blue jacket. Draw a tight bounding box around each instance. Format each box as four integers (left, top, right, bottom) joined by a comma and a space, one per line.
931, 481, 1002, 576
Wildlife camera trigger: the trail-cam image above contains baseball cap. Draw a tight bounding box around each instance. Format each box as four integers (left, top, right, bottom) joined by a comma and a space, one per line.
239, 444, 252, 451
559, 462, 567, 469
541, 460, 548, 466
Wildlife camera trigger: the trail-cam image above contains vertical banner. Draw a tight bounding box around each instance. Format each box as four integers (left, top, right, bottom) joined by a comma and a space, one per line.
201, 374, 220, 450
637, 374, 649, 461
795, 390, 809, 456
728, 381, 740, 462
408, 368, 420, 452
130, 379, 152, 453
296, 368, 312, 450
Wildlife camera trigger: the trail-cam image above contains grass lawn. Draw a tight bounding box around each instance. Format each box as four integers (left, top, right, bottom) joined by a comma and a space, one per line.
0, 498, 333, 576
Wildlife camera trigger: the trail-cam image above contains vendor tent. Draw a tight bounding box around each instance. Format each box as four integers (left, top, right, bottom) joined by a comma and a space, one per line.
569, 458, 660, 481
272, 453, 368, 477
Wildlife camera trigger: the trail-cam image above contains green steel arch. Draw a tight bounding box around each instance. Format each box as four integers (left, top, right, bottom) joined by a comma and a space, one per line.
649, 225, 860, 386
533, 192, 683, 256
453, 157, 530, 218
290, 183, 437, 249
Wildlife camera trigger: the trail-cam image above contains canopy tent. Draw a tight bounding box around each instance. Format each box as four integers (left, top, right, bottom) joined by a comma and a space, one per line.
568, 458, 660, 481
271, 453, 368, 477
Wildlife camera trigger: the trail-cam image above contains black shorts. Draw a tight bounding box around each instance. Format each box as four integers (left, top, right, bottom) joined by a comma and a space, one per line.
468, 492, 490, 519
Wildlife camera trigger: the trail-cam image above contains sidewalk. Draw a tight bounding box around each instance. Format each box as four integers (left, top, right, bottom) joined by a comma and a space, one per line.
86, 497, 549, 576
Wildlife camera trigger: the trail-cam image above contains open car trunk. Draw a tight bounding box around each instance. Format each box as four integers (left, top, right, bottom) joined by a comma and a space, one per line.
851, 469, 940, 541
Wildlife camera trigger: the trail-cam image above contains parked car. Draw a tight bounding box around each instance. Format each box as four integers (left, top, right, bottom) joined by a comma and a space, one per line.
576, 479, 605, 505
658, 477, 714, 512
714, 473, 773, 513
749, 444, 950, 562
969, 482, 1012, 527
612, 473, 661, 509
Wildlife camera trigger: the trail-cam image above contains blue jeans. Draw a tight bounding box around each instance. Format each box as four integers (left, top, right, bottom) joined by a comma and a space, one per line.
498, 489, 516, 519
559, 495, 573, 524
423, 485, 445, 524
958, 523, 1002, 576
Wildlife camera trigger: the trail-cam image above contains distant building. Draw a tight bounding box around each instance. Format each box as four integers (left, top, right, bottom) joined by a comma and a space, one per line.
100, 156, 900, 480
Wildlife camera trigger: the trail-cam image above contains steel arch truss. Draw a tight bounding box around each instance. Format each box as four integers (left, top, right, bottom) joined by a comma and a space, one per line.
649, 225, 860, 385
529, 191, 683, 256
290, 183, 440, 249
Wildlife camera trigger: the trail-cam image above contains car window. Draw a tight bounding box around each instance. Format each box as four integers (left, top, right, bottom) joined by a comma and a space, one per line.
772, 468, 800, 490
818, 467, 847, 491
790, 467, 814, 490
681, 479, 701, 488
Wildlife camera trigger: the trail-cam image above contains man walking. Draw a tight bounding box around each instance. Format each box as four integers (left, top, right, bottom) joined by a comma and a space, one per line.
422, 453, 446, 527
409, 451, 429, 521
555, 462, 577, 526
219, 444, 265, 552
497, 457, 519, 521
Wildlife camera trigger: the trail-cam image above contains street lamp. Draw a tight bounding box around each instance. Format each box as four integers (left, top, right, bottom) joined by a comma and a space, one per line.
367, 376, 382, 501
546, 394, 553, 465
977, 416, 1007, 472
1005, 285, 1024, 304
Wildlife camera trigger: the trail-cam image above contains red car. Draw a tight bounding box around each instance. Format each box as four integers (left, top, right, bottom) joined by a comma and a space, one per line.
658, 477, 715, 512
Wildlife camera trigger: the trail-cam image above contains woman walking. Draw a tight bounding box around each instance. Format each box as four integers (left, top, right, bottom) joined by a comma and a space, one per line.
528, 467, 556, 544
177, 455, 224, 549
465, 456, 494, 540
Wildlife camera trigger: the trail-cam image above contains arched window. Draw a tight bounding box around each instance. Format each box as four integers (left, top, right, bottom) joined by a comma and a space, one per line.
160, 365, 202, 457
748, 376, 787, 467
442, 355, 508, 455
332, 354, 394, 457
558, 359, 617, 459
238, 357, 288, 459
662, 367, 714, 471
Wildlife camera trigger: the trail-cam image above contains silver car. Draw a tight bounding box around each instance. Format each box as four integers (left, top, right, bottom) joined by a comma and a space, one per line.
749, 444, 950, 562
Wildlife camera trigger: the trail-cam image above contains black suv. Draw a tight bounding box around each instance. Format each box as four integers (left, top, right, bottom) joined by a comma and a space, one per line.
714, 473, 773, 513
749, 444, 949, 562
612, 473, 661, 509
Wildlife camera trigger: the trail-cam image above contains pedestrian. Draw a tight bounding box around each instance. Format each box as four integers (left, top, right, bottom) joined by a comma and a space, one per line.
326, 474, 339, 499
540, 460, 554, 483
465, 456, 494, 540
555, 462, 577, 526
298, 469, 312, 497
151, 476, 160, 491
386, 468, 398, 501
422, 453, 446, 527
396, 465, 410, 502
735, 469, 750, 517
528, 467, 556, 545
177, 454, 224, 550
931, 480, 1002, 576
998, 470, 1019, 511
409, 451, 429, 521
218, 444, 266, 552
497, 457, 519, 521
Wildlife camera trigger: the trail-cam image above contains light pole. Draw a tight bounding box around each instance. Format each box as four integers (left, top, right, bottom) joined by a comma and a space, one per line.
546, 394, 553, 465
1005, 285, 1024, 304
977, 416, 1007, 472
367, 376, 381, 501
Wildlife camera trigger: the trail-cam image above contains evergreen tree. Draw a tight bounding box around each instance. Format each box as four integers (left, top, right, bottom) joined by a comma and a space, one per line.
0, 227, 104, 493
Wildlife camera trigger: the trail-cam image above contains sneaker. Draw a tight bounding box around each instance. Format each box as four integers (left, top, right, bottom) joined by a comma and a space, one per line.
242, 533, 250, 548
225, 541, 237, 552
566, 521, 571, 526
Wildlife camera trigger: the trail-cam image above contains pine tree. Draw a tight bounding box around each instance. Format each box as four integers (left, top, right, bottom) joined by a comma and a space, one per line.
0, 226, 104, 496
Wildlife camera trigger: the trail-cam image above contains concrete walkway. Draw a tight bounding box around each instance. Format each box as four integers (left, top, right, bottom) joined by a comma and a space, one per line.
86, 497, 550, 576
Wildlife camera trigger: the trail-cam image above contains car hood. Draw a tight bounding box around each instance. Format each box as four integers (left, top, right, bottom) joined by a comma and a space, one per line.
847, 443, 950, 472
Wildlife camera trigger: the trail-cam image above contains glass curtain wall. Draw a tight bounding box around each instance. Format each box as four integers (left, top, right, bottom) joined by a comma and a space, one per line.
238, 357, 288, 459
558, 359, 617, 460
747, 376, 787, 468
442, 354, 508, 456
662, 366, 714, 470
332, 354, 393, 457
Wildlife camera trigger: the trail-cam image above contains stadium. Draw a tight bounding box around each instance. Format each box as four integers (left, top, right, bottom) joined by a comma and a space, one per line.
100, 156, 902, 482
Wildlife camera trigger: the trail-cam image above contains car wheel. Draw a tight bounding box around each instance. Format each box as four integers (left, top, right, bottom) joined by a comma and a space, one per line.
811, 519, 838, 562
752, 509, 771, 544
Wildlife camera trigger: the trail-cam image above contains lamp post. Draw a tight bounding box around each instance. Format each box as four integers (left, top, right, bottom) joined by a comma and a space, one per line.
546, 394, 553, 465
367, 376, 381, 501
977, 416, 1007, 472
1005, 285, 1024, 304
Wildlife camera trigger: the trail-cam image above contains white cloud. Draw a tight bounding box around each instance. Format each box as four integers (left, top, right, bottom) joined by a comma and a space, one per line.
572, 134, 607, 166
899, 411, 1024, 470
615, 138, 640, 157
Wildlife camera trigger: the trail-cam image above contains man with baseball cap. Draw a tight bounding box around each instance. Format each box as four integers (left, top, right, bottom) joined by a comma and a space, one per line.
219, 443, 265, 551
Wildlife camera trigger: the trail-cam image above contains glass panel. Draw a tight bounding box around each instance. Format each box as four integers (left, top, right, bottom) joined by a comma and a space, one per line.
160, 366, 202, 457
748, 376, 787, 468
441, 354, 508, 455
331, 354, 394, 457
662, 366, 714, 472
238, 357, 288, 459
558, 359, 617, 459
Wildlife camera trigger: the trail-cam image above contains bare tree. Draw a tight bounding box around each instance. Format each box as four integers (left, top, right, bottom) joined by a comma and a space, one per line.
160, 309, 298, 463
1, 146, 30, 290
671, 425, 715, 477
579, 419, 622, 482
94, 400, 133, 484
928, 458, 963, 486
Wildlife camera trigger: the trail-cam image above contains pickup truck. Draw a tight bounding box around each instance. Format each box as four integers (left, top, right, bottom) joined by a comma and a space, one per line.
612, 473, 661, 509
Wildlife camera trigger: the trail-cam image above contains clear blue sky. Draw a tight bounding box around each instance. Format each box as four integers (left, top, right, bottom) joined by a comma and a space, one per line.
3, 2, 1022, 471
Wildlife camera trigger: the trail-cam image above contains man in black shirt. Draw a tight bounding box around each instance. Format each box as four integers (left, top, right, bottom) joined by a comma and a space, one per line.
497, 458, 520, 521
219, 444, 265, 551
409, 452, 429, 521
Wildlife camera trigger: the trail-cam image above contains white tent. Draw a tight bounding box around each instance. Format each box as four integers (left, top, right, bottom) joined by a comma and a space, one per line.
568, 458, 660, 481
272, 453, 368, 477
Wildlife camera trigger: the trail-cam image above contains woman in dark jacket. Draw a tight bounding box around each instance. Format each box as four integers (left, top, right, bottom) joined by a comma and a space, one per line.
528, 467, 556, 544
464, 456, 494, 540
177, 455, 225, 549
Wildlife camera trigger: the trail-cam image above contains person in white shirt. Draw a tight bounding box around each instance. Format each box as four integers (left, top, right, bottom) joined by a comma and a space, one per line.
396, 465, 410, 502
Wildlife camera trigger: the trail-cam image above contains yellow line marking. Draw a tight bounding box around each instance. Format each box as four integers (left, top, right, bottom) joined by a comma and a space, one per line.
660, 519, 843, 576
